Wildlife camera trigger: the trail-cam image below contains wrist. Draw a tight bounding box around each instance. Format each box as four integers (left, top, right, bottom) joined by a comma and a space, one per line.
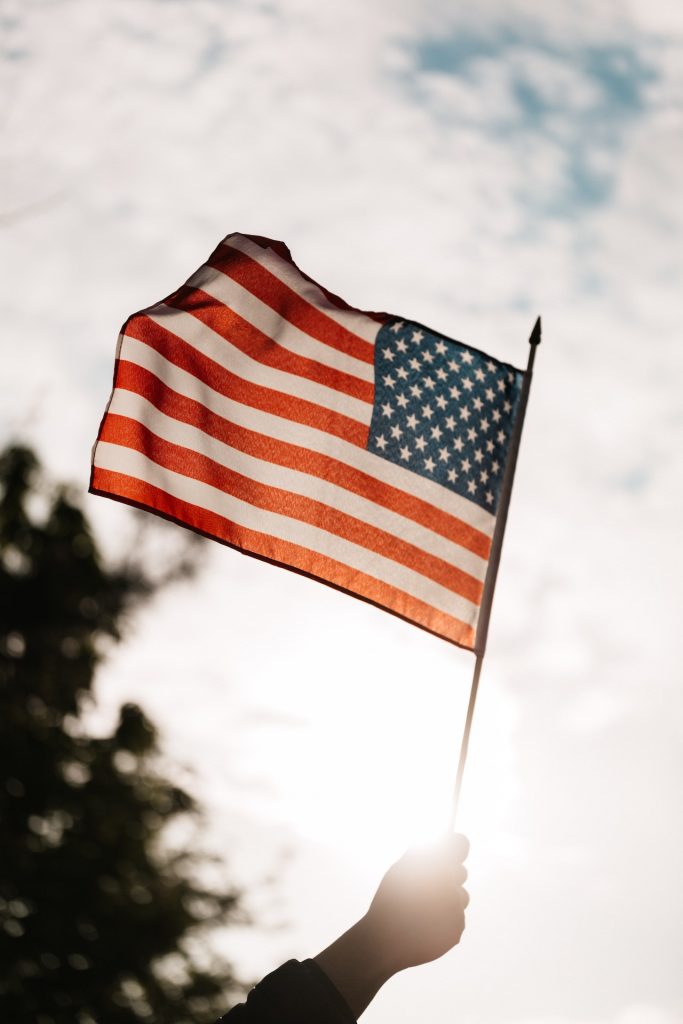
347, 912, 398, 986
314, 914, 396, 1018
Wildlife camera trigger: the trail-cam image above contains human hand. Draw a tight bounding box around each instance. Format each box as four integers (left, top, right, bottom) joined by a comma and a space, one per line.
314, 835, 469, 1017
362, 833, 470, 974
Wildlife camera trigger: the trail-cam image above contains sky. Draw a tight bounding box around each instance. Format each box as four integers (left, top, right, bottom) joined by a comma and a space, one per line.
1, 0, 683, 1022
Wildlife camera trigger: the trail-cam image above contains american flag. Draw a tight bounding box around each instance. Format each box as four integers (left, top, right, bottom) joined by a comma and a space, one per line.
91, 233, 526, 650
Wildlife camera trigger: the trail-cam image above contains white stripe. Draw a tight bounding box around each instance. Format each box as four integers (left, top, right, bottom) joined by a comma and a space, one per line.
187, 262, 375, 385
108, 387, 487, 585
224, 233, 381, 346
94, 441, 479, 626
119, 335, 496, 538
143, 305, 373, 426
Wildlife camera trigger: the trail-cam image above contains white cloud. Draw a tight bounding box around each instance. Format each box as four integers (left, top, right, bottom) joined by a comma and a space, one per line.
627, 0, 683, 36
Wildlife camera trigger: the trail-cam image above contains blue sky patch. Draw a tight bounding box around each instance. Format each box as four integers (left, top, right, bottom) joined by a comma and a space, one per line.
404, 31, 657, 217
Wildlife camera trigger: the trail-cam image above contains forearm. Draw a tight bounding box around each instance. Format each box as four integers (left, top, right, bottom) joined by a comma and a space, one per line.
314, 914, 396, 1019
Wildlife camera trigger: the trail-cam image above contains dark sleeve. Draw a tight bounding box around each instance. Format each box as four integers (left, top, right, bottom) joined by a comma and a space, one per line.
217, 959, 357, 1024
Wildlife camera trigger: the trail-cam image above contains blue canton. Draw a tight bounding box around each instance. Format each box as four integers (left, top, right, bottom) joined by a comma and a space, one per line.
367, 319, 524, 516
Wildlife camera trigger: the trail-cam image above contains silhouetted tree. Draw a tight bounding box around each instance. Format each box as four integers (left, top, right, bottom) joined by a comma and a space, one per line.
0, 444, 245, 1023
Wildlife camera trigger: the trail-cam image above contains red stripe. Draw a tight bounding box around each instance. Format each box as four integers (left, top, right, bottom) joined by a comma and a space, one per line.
211, 242, 376, 365
124, 314, 370, 447
167, 284, 375, 405
100, 413, 483, 606
116, 359, 491, 561
228, 235, 387, 326
90, 465, 476, 650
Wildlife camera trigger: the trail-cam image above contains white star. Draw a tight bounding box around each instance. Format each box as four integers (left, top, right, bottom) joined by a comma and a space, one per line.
474, 449, 484, 463
424, 376, 435, 391
424, 456, 436, 473
421, 404, 433, 420
467, 427, 477, 442
399, 445, 411, 462
447, 468, 458, 483
445, 415, 456, 430
422, 350, 434, 364
492, 408, 501, 423
410, 383, 423, 399
436, 367, 448, 381
375, 435, 387, 451
459, 406, 471, 421
467, 480, 476, 494
381, 402, 393, 418
454, 437, 464, 452
491, 459, 500, 473
382, 347, 395, 362
396, 366, 409, 380
412, 328, 424, 343
503, 399, 512, 413
438, 446, 449, 462
396, 338, 408, 353
390, 321, 404, 334
406, 413, 419, 430
396, 393, 409, 409
390, 424, 403, 440
486, 360, 496, 372
474, 368, 485, 382
462, 377, 474, 392
485, 490, 494, 504
480, 417, 489, 432
497, 430, 506, 443
449, 385, 461, 400
508, 371, 515, 382
409, 357, 421, 372
383, 374, 395, 388
449, 359, 460, 372
415, 435, 427, 452
436, 395, 447, 410
497, 378, 506, 393
485, 387, 495, 401
479, 469, 489, 483
486, 439, 495, 453
473, 396, 483, 411
462, 457, 471, 473
435, 340, 447, 356
461, 351, 474, 365
430, 425, 443, 441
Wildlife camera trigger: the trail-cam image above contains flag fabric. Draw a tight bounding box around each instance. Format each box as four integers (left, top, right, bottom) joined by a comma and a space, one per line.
91, 233, 526, 650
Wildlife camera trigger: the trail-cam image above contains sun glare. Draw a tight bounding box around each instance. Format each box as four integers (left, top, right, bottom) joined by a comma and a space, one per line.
239, 635, 521, 874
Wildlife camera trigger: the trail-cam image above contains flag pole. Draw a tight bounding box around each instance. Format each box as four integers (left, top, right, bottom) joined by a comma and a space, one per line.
449, 316, 542, 830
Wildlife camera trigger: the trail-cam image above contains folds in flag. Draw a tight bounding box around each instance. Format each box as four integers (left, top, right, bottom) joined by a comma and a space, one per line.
91, 233, 526, 650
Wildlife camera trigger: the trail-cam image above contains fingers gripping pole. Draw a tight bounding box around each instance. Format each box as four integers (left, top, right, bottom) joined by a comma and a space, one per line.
448, 654, 484, 831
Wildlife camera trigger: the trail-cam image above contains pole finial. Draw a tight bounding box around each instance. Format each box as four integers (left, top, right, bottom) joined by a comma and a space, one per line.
529, 315, 542, 347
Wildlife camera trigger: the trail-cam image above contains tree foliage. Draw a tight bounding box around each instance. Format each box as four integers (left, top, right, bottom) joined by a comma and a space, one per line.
0, 444, 245, 1023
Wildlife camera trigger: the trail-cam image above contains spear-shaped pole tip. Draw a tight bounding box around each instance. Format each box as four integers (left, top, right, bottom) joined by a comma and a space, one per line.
529, 315, 542, 347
